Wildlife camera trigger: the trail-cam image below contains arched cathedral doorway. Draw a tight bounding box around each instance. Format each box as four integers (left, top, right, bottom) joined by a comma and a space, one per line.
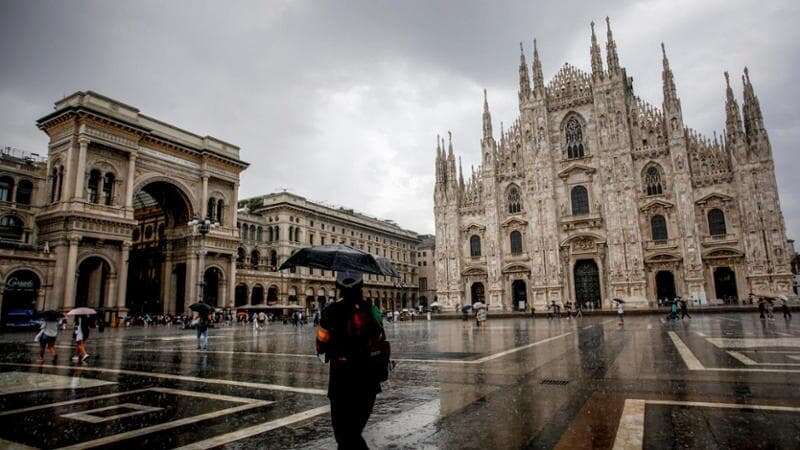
655, 271, 677, 302
512, 280, 527, 311
574, 259, 601, 309
713, 267, 738, 304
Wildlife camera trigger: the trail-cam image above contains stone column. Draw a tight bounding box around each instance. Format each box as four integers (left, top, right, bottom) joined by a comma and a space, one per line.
228, 255, 236, 308
63, 235, 80, 310
201, 175, 209, 218
116, 242, 130, 314
230, 181, 239, 228
186, 251, 198, 308
197, 248, 207, 303
73, 139, 89, 199
125, 153, 137, 209
61, 144, 74, 202
161, 252, 173, 313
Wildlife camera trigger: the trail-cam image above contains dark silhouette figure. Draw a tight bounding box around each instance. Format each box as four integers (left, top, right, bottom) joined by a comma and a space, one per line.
317, 271, 386, 450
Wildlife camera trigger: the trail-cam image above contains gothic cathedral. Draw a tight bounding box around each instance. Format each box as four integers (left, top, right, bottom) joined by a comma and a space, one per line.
433, 19, 793, 311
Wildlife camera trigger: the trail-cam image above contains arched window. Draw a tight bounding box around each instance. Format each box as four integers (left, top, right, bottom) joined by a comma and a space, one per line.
250, 250, 260, 269
644, 165, 664, 196
256, 226, 262, 242
289, 226, 294, 242
295, 228, 302, 243
507, 185, 522, 214
207, 198, 216, 221
565, 117, 585, 159
216, 198, 224, 225
274, 226, 280, 241
510, 230, 523, 255
270, 250, 278, 269
651, 215, 668, 241
0, 215, 23, 240
469, 235, 481, 257
57, 166, 64, 200
103, 173, 115, 205
50, 168, 58, 202
87, 170, 101, 203
708, 208, 727, 236
249, 225, 256, 241
0, 176, 14, 202
15, 179, 32, 205
236, 247, 246, 264
268, 227, 274, 242
570, 185, 589, 215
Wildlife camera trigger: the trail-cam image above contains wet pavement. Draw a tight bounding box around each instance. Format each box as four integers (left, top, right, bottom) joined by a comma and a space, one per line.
1, 313, 799, 449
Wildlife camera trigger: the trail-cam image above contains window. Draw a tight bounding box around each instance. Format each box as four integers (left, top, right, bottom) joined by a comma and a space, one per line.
268, 227, 274, 242
57, 166, 64, 201
507, 185, 522, 214
565, 117, 585, 159
270, 250, 278, 269
420, 277, 428, 291
207, 198, 217, 221
570, 185, 589, 215
0, 215, 23, 240
469, 235, 481, 257
237, 247, 246, 263
249, 225, 256, 241
216, 198, 224, 224
510, 230, 523, 255
15, 180, 32, 205
274, 226, 280, 240
50, 168, 58, 202
289, 226, 294, 242
0, 176, 14, 202
651, 215, 668, 241
708, 208, 727, 236
87, 170, 101, 203
256, 226, 262, 242
251, 250, 260, 269
103, 173, 115, 205
644, 166, 663, 196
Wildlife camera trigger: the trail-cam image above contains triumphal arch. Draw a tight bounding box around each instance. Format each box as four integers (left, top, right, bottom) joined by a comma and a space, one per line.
35, 91, 247, 319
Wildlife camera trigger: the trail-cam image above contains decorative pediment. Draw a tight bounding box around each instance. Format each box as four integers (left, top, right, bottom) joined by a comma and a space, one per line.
639, 198, 674, 212
461, 223, 486, 234
702, 248, 744, 260
695, 192, 734, 205
559, 232, 605, 248
501, 216, 528, 228
462, 266, 488, 276
557, 163, 596, 179
501, 263, 531, 274
644, 253, 681, 264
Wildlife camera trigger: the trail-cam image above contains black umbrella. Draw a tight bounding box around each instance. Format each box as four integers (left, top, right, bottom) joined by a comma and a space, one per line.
613, 298, 626, 304
39, 310, 63, 321
189, 302, 214, 314
279, 244, 399, 277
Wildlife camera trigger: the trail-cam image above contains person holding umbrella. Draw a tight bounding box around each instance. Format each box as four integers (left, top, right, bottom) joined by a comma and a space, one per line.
37, 310, 62, 362
281, 244, 393, 449
614, 298, 625, 324
189, 302, 214, 350
66, 307, 95, 363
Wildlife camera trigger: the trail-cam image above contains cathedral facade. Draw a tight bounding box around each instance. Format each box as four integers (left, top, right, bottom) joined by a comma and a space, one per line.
434, 19, 794, 311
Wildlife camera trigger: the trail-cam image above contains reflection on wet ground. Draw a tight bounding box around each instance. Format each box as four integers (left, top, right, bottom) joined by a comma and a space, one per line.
1, 313, 799, 448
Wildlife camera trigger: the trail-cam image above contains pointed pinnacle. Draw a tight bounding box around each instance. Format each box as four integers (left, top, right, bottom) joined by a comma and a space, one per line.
661, 42, 666, 58
606, 16, 613, 36
744, 66, 750, 84
533, 38, 539, 55
724, 71, 731, 88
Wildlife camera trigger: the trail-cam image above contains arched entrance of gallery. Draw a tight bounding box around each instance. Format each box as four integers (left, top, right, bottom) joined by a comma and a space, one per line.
713, 266, 738, 304
76, 256, 112, 309
655, 270, 677, 303
574, 259, 601, 309
1, 269, 41, 326
234, 284, 248, 307
127, 180, 194, 314
203, 267, 223, 307
267, 285, 279, 304
250, 284, 264, 305
512, 279, 527, 311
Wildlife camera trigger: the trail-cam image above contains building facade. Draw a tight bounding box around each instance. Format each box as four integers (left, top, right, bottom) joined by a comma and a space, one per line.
0, 91, 247, 323
416, 235, 437, 307
434, 19, 794, 311
235, 192, 421, 312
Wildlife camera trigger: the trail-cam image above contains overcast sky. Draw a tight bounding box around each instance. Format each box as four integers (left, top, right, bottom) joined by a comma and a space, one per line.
1, 0, 798, 239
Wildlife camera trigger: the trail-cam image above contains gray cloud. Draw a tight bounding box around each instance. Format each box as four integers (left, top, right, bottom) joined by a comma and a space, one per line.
1, 0, 798, 241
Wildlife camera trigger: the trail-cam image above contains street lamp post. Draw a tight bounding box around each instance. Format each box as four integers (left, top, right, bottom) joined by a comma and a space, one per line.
188, 217, 218, 304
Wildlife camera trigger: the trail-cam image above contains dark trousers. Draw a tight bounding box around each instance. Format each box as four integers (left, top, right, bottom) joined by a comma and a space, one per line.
681, 310, 690, 318
330, 391, 376, 450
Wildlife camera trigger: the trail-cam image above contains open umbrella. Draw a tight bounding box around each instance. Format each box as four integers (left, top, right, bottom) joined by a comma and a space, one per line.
375, 256, 401, 278
189, 302, 215, 314
612, 298, 625, 304
429, 302, 440, 308
473, 302, 486, 309
67, 307, 96, 316
279, 244, 398, 276
39, 310, 64, 321
461, 304, 473, 313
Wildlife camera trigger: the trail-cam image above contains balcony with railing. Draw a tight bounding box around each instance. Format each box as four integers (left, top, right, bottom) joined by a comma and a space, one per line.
702, 233, 738, 246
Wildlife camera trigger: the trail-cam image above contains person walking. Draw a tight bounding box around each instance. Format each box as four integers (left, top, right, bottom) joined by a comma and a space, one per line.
37, 316, 60, 361
615, 299, 624, 324
679, 297, 691, 319
574, 302, 583, 318
196, 312, 210, 350
72, 316, 90, 362
758, 297, 766, 319
316, 271, 387, 450
780, 296, 792, 319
